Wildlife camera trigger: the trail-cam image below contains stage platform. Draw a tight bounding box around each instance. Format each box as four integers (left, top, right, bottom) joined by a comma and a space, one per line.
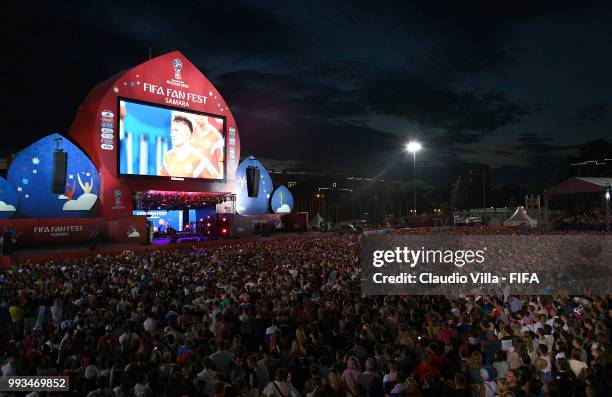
1, 232, 313, 266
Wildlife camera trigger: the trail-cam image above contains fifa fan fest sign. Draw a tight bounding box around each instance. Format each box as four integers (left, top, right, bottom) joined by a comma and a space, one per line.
142, 82, 208, 107
68, 51, 242, 220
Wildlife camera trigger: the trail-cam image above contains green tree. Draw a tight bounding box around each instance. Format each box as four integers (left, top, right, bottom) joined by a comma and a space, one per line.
399, 179, 437, 213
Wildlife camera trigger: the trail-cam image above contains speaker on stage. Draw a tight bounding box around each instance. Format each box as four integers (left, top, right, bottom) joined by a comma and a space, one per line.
246, 165, 260, 197
52, 151, 68, 194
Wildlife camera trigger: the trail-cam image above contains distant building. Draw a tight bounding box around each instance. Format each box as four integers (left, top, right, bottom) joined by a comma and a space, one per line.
569, 159, 612, 177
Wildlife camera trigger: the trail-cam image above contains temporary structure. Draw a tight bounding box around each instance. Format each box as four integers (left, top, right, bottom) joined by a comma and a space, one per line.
487, 216, 502, 226
548, 177, 612, 195
503, 207, 537, 228
310, 212, 324, 229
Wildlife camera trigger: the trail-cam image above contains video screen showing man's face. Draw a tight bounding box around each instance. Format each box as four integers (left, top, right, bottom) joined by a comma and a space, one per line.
119, 99, 225, 179
170, 116, 193, 148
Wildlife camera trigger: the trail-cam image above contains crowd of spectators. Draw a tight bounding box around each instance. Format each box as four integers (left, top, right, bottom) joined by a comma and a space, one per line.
0, 234, 610, 397
553, 209, 610, 232
390, 226, 609, 235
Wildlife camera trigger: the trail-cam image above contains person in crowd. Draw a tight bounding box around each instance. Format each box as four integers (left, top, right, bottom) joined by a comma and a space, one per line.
480, 368, 497, 397
262, 368, 300, 397
505, 369, 526, 397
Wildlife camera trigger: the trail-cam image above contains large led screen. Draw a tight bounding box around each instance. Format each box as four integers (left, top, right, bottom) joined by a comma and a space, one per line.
119, 99, 225, 180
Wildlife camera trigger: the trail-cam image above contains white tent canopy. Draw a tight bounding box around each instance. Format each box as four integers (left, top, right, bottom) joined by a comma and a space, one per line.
503, 206, 537, 228
309, 213, 324, 228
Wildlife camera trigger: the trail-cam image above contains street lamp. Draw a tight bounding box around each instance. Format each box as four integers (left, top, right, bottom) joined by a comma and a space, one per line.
315, 192, 327, 231
405, 141, 422, 215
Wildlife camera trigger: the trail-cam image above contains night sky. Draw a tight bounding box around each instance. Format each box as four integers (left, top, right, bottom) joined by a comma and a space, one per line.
3, 1, 612, 187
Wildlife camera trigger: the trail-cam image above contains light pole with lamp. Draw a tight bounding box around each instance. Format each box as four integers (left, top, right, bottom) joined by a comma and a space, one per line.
406, 141, 422, 215
605, 184, 610, 232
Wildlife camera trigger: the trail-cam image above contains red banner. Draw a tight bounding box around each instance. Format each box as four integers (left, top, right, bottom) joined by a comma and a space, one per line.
0, 216, 147, 247
0, 218, 103, 247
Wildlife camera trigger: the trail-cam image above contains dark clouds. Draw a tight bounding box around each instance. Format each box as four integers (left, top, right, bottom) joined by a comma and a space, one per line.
513, 132, 568, 154
362, 77, 534, 144
572, 102, 612, 123
3, 0, 612, 186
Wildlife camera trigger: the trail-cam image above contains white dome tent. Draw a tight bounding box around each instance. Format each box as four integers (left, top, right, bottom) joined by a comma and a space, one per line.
503, 206, 537, 228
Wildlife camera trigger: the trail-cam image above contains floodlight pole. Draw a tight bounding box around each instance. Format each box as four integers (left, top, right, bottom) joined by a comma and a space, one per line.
412, 150, 417, 215
605, 184, 610, 233
406, 141, 421, 215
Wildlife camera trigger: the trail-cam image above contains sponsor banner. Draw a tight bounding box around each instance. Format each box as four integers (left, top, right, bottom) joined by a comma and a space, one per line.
361, 235, 612, 295
99, 110, 115, 151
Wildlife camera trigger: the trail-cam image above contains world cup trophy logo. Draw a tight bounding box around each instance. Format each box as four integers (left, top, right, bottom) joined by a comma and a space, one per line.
114, 189, 122, 207
173, 58, 183, 80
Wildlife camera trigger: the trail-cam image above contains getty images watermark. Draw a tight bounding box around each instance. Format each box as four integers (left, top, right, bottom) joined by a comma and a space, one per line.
360, 234, 612, 295
371, 246, 537, 284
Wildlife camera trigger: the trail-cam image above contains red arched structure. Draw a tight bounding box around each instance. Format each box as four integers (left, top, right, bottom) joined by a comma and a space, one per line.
68, 50, 241, 221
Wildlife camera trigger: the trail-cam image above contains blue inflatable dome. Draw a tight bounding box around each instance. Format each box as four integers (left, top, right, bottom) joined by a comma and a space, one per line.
235, 156, 273, 215
0, 176, 18, 219
270, 185, 294, 214
7, 133, 99, 218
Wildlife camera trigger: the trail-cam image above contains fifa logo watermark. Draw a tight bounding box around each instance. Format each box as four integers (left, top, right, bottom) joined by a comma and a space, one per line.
173, 58, 183, 80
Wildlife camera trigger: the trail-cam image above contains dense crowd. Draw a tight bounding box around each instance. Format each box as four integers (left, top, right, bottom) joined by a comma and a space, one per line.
554, 210, 610, 232
0, 234, 610, 397
389, 226, 609, 235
